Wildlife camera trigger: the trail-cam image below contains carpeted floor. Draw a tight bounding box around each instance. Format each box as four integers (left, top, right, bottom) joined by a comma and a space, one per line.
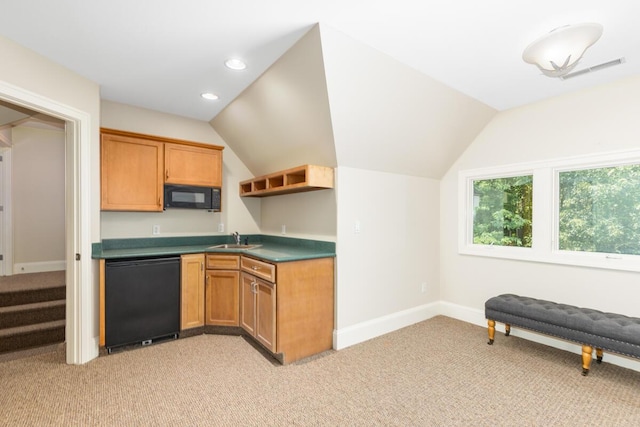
0, 270, 65, 292
1, 316, 639, 426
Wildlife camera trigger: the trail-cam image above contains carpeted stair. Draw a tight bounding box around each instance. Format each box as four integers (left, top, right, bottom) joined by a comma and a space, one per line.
0, 286, 65, 354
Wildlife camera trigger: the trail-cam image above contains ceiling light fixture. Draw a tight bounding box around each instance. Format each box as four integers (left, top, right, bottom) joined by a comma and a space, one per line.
224, 58, 247, 71
201, 92, 219, 100
522, 23, 603, 78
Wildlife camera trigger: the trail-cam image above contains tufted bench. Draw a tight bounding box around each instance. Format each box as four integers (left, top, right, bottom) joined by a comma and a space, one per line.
485, 294, 640, 375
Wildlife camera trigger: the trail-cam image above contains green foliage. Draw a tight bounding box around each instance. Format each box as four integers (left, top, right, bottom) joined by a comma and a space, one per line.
473, 176, 533, 247
559, 164, 640, 255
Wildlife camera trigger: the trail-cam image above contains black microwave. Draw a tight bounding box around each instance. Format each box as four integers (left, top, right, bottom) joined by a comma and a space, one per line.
164, 184, 221, 211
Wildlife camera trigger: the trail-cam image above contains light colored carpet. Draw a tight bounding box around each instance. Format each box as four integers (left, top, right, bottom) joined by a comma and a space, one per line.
1, 316, 639, 426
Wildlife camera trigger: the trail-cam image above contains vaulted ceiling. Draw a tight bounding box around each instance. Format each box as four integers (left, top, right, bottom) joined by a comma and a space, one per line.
0, 1, 637, 122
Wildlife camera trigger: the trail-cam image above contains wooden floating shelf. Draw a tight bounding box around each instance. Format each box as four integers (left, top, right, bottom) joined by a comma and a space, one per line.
240, 164, 334, 197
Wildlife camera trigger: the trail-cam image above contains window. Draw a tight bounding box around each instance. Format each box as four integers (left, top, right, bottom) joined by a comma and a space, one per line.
473, 175, 532, 247
459, 149, 640, 272
558, 164, 640, 256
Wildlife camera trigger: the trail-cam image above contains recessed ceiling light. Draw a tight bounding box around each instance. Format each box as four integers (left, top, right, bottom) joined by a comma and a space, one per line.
225, 58, 247, 71
201, 92, 219, 100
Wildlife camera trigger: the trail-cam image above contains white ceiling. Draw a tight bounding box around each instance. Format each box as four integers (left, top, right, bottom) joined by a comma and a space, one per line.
0, 1, 637, 122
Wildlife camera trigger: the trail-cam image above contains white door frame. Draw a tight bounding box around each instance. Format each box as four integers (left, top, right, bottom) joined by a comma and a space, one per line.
0, 81, 95, 364
0, 146, 12, 277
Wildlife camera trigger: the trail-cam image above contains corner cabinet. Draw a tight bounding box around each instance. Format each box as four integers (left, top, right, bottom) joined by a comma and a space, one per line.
239, 164, 334, 197
240, 255, 334, 364
100, 128, 224, 211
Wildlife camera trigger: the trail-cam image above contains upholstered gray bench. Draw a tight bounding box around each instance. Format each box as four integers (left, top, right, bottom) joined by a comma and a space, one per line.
485, 294, 640, 375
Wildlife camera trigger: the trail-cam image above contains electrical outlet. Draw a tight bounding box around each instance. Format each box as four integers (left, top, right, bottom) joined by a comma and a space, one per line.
218, 223, 224, 233
152, 225, 160, 235
354, 220, 361, 234
421, 282, 427, 293
281, 224, 286, 235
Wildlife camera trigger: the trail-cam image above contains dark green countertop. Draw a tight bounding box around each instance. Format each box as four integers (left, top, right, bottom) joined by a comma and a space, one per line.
92, 235, 335, 263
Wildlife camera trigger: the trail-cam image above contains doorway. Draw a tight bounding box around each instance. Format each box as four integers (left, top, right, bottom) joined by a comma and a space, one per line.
0, 118, 65, 277
0, 81, 95, 365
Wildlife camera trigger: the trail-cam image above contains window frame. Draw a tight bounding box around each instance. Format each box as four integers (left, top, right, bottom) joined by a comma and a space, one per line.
458, 149, 640, 273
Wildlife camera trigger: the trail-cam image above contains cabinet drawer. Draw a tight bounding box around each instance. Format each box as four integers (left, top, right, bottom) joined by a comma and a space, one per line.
241, 256, 276, 282
206, 254, 240, 270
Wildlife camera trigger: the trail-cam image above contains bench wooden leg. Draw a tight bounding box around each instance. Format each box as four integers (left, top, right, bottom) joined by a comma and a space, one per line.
582, 345, 593, 376
596, 348, 603, 364
487, 320, 495, 345
505, 324, 511, 336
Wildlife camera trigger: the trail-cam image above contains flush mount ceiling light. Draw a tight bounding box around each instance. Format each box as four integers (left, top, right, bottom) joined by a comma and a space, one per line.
523, 23, 603, 78
224, 58, 247, 71
201, 92, 219, 100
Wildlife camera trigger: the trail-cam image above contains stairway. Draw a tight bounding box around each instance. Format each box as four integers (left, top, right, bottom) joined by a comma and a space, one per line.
0, 285, 66, 354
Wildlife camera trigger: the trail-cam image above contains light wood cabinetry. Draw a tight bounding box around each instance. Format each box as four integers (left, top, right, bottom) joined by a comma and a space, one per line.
181, 254, 205, 330
101, 131, 164, 211
100, 128, 224, 211
240, 272, 277, 352
97, 249, 334, 364
205, 254, 240, 326
239, 164, 334, 197
165, 143, 222, 187
240, 255, 334, 363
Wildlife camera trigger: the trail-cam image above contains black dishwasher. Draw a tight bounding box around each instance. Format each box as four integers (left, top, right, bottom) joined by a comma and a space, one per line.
105, 256, 181, 352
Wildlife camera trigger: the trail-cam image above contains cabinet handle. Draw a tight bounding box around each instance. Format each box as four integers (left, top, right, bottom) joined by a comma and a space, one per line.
252, 266, 259, 271
251, 280, 258, 294
166, 170, 169, 180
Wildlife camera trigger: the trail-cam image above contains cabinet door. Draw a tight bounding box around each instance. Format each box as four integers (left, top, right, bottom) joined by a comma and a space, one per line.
205, 269, 239, 326
165, 143, 222, 187
101, 133, 163, 211
240, 273, 256, 335
181, 254, 205, 330
255, 279, 276, 353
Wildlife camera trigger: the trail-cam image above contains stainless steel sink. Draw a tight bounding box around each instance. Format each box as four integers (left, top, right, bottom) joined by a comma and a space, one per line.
208, 244, 261, 250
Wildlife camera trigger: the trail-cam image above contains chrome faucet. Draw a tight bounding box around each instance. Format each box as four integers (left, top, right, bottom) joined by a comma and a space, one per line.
232, 231, 240, 245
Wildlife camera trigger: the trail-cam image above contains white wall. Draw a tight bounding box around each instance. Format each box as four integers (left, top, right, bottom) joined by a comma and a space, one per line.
0, 35, 101, 240
12, 126, 65, 272
211, 25, 336, 178
334, 167, 440, 348
260, 189, 336, 241
440, 75, 640, 370
100, 100, 260, 239
319, 24, 496, 180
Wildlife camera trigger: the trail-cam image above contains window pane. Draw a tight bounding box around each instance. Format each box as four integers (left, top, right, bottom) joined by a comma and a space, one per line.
559, 164, 640, 255
473, 176, 533, 247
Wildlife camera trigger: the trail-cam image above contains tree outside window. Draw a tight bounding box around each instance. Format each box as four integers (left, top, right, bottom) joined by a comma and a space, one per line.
473, 175, 533, 247
559, 164, 640, 255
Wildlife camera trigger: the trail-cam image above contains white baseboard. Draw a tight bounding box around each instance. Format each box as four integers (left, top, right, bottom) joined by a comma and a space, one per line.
13, 260, 65, 274
335, 300, 640, 373
334, 302, 439, 350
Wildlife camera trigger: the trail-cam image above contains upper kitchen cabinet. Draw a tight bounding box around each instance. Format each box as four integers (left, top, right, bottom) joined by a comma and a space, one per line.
101, 130, 164, 211
165, 143, 222, 187
100, 128, 224, 211
239, 164, 334, 197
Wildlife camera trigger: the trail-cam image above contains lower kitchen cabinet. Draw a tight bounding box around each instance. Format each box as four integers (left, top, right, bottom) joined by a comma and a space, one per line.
205, 254, 240, 326
181, 253, 205, 330
240, 272, 276, 352
240, 255, 334, 363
